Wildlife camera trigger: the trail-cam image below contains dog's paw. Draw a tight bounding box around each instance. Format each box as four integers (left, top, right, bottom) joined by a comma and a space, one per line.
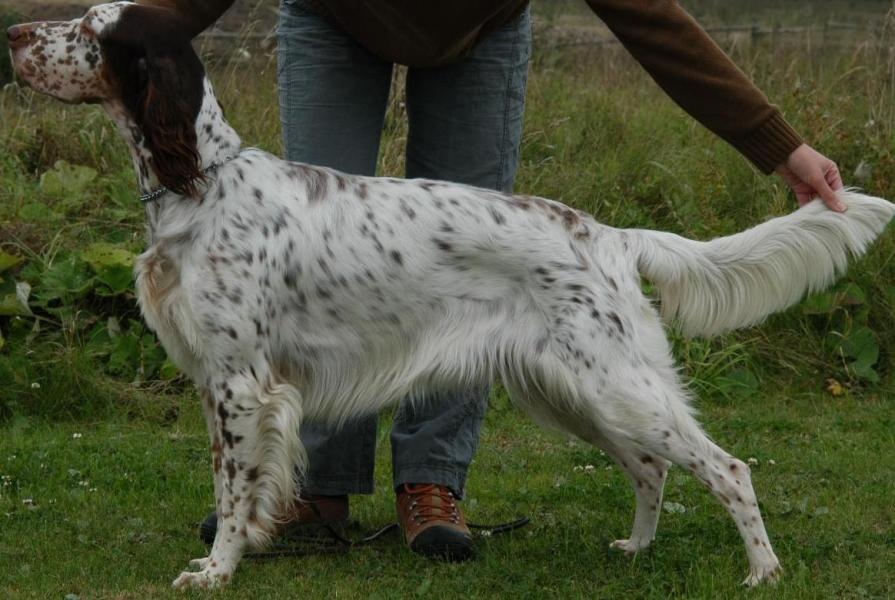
609, 538, 651, 556
742, 562, 782, 587
172, 568, 230, 590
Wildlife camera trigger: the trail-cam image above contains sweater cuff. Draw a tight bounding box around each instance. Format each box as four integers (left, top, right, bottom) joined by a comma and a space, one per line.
732, 111, 804, 174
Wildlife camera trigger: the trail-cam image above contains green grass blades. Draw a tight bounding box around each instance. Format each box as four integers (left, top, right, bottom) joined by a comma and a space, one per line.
0, 388, 892, 598
1, 0, 895, 597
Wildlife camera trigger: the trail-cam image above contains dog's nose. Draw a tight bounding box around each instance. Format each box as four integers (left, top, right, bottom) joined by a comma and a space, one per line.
6, 24, 34, 49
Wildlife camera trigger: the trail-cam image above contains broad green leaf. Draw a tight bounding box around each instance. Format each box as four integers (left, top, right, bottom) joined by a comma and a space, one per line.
80, 243, 136, 294
7, 314, 38, 346
885, 285, 895, 309
838, 282, 866, 306
18, 202, 61, 221
35, 255, 95, 304
84, 321, 114, 357
100, 208, 134, 224
840, 326, 879, 365
0, 249, 23, 272
0, 277, 32, 316
850, 358, 880, 383
159, 359, 181, 380
108, 331, 141, 377
801, 292, 837, 315
39, 160, 97, 197
141, 334, 167, 379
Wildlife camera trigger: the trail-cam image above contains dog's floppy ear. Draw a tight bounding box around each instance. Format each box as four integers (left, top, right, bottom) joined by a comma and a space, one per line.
104, 1, 235, 196
138, 47, 204, 196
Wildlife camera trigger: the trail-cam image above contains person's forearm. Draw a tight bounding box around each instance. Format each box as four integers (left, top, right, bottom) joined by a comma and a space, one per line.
585, 0, 802, 173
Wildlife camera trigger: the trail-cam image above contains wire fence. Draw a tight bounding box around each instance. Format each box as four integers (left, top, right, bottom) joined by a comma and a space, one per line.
534, 20, 885, 49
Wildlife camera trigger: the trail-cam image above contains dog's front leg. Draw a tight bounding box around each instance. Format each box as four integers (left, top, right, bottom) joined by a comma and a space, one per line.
199, 389, 224, 516
173, 379, 260, 590
173, 373, 304, 590
176, 388, 227, 587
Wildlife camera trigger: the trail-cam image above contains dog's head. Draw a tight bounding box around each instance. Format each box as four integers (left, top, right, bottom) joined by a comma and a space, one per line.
7, 0, 234, 195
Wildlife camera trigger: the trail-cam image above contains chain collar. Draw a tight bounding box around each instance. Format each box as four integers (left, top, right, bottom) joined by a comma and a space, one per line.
139, 153, 239, 204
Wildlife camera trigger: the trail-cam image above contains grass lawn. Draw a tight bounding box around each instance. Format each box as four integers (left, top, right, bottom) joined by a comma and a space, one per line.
1, 387, 893, 599
2, 1, 895, 598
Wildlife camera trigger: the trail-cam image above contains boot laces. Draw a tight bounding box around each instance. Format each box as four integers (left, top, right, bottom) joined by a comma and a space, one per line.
402, 483, 461, 525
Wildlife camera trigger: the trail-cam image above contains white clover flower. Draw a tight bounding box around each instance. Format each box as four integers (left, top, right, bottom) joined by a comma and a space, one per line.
663, 501, 687, 514
30, 382, 41, 389
72, 433, 82, 439
747, 457, 758, 466
767, 459, 776, 466
584, 464, 595, 474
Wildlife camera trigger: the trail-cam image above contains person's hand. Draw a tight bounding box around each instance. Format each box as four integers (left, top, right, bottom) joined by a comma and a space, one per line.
774, 144, 845, 212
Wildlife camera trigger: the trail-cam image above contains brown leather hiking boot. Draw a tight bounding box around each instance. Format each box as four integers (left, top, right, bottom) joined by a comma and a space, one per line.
396, 483, 474, 561
199, 494, 349, 544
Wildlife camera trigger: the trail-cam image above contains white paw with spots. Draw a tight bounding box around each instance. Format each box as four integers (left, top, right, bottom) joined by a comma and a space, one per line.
742, 562, 782, 587
609, 537, 652, 556
172, 567, 230, 590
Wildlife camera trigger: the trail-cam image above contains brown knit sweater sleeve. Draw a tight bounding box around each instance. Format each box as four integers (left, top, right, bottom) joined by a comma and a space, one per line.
584, 0, 803, 173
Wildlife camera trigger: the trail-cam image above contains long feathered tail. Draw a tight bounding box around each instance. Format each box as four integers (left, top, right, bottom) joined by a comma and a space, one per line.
631, 190, 895, 337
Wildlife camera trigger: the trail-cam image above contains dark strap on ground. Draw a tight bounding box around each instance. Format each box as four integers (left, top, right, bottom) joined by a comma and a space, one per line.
244, 516, 531, 560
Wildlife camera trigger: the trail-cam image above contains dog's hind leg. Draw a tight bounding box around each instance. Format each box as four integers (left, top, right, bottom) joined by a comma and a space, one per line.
517, 350, 779, 584
544, 296, 778, 585
591, 434, 669, 555
599, 382, 782, 586
505, 375, 668, 555
516, 396, 669, 555
173, 369, 304, 590
648, 419, 781, 586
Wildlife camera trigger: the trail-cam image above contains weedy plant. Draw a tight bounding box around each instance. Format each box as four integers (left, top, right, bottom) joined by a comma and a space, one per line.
1, 1, 894, 421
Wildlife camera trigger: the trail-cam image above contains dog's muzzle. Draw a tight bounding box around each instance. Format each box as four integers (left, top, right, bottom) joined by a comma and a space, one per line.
6, 23, 37, 50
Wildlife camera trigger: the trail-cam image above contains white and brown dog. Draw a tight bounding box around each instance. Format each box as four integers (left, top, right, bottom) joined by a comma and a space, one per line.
8, 0, 894, 590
